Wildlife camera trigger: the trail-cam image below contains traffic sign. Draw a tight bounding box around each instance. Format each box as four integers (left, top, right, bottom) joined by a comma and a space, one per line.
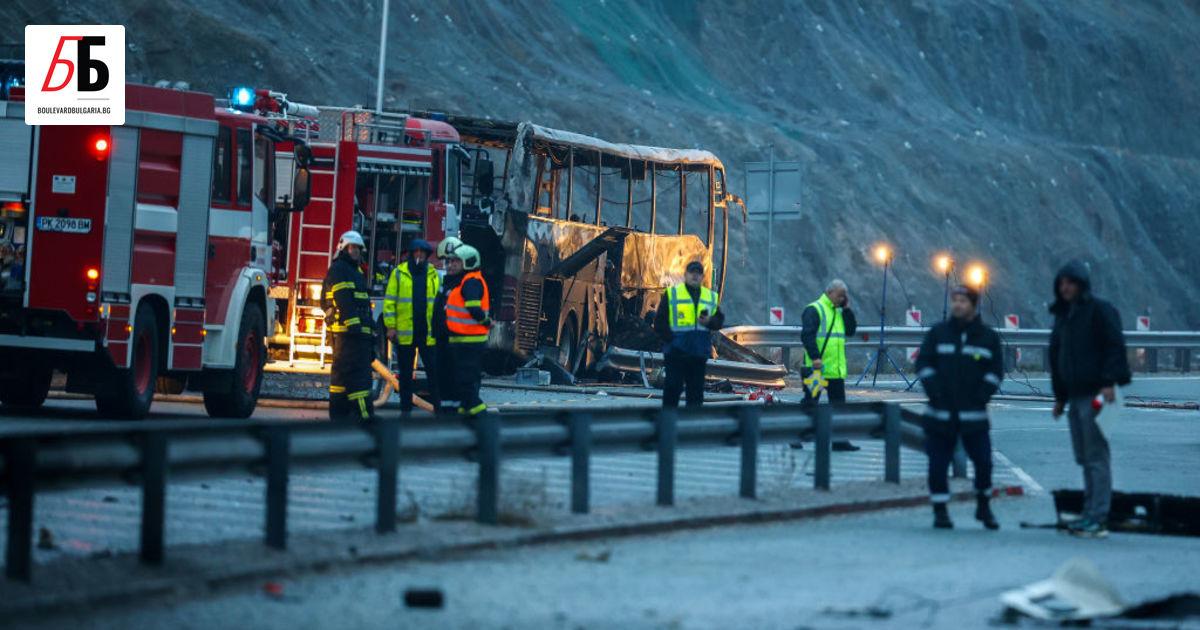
769, 307, 785, 326
1005, 315, 1019, 329
1137, 316, 1150, 331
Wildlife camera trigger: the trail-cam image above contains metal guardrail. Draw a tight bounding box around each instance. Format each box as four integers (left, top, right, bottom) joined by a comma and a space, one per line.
722, 326, 1199, 371
0, 401, 929, 582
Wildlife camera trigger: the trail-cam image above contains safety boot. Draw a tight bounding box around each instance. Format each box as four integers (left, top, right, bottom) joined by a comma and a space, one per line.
933, 503, 953, 529
975, 496, 999, 530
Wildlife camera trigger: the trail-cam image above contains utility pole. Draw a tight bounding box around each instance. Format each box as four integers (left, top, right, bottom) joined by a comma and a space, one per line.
375, 0, 390, 113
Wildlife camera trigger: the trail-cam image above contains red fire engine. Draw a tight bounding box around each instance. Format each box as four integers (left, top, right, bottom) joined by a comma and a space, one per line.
253, 96, 465, 364
0, 84, 311, 418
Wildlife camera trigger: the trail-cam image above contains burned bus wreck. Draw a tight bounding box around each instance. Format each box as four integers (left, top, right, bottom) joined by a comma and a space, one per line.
422, 114, 750, 379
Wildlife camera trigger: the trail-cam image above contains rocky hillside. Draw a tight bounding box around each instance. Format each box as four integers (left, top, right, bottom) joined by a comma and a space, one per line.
5, 0, 1199, 329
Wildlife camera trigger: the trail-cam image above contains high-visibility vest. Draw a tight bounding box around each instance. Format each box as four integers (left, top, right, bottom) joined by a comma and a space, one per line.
383, 262, 439, 345
446, 270, 490, 343
667, 284, 720, 333
803, 293, 847, 379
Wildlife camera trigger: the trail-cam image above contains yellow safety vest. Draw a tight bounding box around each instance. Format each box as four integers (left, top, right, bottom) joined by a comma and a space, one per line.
667, 284, 720, 333
383, 262, 440, 345
803, 293, 847, 379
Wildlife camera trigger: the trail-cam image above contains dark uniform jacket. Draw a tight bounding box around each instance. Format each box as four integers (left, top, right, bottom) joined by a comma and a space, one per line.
321, 252, 374, 336
916, 314, 1003, 435
1049, 261, 1131, 402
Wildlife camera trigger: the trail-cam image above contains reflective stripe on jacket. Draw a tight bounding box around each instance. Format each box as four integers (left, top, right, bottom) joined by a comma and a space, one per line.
321, 254, 374, 336
383, 262, 439, 345
446, 270, 490, 343
664, 284, 719, 357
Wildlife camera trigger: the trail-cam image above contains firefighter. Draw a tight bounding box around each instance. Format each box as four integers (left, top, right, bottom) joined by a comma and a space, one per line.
653, 261, 724, 408
432, 237, 464, 414
322, 230, 376, 422
384, 238, 440, 415
444, 244, 491, 417
915, 285, 1003, 530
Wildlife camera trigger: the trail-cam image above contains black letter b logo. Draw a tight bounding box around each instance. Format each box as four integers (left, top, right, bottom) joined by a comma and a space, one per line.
77, 36, 109, 92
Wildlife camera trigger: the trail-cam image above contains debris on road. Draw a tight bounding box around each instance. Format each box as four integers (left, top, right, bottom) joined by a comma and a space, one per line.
1054, 489, 1200, 537
1000, 557, 1125, 621
403, 587, 445, 608
575, 549, 613, 563
37, 527, 57, 551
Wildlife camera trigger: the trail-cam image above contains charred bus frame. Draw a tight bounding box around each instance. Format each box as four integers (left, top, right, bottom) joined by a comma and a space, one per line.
423, 116, 745, 373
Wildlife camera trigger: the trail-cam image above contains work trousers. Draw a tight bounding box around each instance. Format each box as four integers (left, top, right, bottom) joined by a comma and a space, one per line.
329, 334, 375, 422
662, 353, 707, 408
451, 341, 486, 416
393, 342, 439, 415
926, 428, 992, 503
1068, 395, 1112, 522
803, 377, 846, 406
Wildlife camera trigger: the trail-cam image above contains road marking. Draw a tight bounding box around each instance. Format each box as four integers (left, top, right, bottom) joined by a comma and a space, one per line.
993, 450, 1045, 495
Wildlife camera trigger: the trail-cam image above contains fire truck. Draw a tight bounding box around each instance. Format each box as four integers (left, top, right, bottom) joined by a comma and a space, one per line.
255, 98, 465, 365
0, 84, 311, 418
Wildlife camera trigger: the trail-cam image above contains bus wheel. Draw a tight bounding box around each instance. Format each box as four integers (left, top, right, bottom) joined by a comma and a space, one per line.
204, 303, 266, 418
96, 303, 159, 419
557, 318, 579, 374
0, 365, 53, 408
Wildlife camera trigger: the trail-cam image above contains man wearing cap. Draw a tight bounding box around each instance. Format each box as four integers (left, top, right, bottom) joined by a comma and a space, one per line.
915, 285, 1003, 530
654, 261, 724, 408
384, 239, 440, 415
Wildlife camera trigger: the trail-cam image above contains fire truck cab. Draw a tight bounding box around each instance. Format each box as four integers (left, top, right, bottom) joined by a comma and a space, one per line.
0, 84, 310, 418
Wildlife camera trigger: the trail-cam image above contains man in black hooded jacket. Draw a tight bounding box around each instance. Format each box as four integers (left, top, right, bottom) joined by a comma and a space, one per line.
1049, 260, 1131, 538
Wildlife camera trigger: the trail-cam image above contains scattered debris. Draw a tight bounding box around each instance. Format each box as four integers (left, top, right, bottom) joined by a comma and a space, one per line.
575, 549, 613, 563
1000, 557, 1125, 621
102, 495, 118, 503
263, 582, 285, 599
404, 587, 445, 608
1122, 593, 1200, 620
339, 514, 355, 523
1053, 489, 1200, 537
820, 605, 893, 619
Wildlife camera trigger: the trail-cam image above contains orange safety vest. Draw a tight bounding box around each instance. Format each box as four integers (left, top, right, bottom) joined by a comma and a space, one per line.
446, 270, 491, 342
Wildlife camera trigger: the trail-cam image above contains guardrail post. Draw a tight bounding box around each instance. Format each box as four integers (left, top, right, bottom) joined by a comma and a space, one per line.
1148, 348, 1159, 373
1180, 348, 1192, 374
1041, 348, 1051, 372
4, 438, 35, 582
814, 405, 832, 490
265, 426, 290, 549
476, 413, 500, 525
569, 412, 591, 514
781, 347, 792, 372
376, 417, 400, 533
884, 403, 901, 484
657, 408, 677, 506
951, 439, 968, 479
140, 432, 167, 566
738, 407, 760, 499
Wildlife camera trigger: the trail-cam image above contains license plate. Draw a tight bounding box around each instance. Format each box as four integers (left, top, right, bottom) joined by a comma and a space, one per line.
36, 217, 92, 234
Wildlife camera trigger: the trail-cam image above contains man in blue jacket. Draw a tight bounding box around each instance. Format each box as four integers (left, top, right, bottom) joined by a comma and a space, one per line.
654, 261, 724, 408
916, 285, 1003, 530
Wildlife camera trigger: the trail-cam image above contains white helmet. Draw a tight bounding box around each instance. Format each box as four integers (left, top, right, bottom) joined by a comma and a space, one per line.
436, 236, 463, 259
337, 230, 365, 252
452, 244, 482, 271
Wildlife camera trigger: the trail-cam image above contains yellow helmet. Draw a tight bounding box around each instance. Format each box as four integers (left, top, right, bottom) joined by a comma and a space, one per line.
452, 244, 481, 271
436, 237, 463, 259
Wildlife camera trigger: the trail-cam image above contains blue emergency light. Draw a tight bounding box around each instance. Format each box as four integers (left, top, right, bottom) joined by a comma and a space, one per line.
230, 86, 256, 111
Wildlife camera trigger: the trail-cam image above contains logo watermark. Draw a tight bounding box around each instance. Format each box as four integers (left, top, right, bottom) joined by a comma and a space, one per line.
24, 25, 124, 125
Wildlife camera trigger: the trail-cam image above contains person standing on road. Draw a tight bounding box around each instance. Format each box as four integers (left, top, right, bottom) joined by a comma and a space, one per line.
432, 237, 464, 414
322, 231, 376, 422
1049, 260, 1131, 539
444, 244, 491, 418
799, 279, 859, 451
654, 261, 724, 408
916, 286, 1003, 530
383, 239, 440, 415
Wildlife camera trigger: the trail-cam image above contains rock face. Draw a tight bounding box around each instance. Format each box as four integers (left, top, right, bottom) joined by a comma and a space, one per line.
5, 0, 1198, 328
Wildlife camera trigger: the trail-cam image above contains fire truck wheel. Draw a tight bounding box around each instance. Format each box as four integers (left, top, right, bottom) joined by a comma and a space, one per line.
0, 365, 53, 408
203, 303, 266, 418
96, 303, 160, 419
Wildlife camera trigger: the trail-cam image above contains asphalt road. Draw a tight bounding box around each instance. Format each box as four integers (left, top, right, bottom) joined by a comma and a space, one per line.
6, 378, 1199, 629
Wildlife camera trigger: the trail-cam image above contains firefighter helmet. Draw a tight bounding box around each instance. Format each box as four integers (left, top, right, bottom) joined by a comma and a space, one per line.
337, 230, 366, 252
436, 237, 463, 259
452, 244, 482, 271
